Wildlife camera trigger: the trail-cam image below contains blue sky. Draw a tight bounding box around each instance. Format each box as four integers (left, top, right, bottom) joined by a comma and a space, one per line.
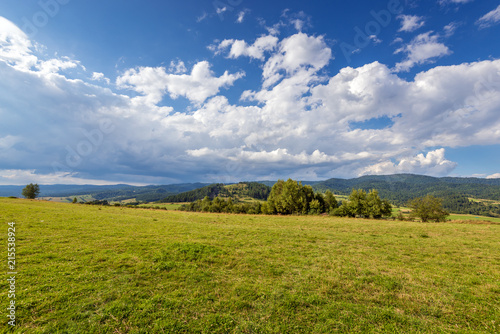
1, 0, 500, 185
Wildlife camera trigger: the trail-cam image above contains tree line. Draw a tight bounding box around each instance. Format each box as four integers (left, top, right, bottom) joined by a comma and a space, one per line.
179, 179, 451, 222
19, 180, 451, 222
179, 179, 394, 219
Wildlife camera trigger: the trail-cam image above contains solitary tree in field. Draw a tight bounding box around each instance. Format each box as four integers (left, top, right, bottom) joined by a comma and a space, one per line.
22, 183, 40, 199
409, 195, 449, 222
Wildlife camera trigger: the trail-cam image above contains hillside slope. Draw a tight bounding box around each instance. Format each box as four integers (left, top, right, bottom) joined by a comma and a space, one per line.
313, 174, 500, 216
159, 182, 271, 203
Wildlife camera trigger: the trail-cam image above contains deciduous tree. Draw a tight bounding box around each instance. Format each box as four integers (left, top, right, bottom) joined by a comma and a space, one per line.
22, 183, 40, 199
409, 195, 449, 222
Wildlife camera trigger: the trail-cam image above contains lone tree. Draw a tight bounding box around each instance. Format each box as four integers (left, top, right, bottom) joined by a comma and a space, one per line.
22, 183, 40, 199
408, 195, 449, 222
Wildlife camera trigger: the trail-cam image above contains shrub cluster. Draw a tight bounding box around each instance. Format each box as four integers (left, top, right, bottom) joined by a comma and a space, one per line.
331, 189, 392, 219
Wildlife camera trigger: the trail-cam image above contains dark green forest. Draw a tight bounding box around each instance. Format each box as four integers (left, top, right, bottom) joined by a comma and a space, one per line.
312, 174, 500, 217
15, 174, 499, 217
68, 184, 208, 202
159, 182, 271, 203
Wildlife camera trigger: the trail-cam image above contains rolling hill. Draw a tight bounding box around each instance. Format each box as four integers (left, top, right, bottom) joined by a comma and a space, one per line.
0, 183, 209, 203
3, 174, 499, 216
312, 174, 500, 217
312, 174, 500, 203
158, 182, 271, 203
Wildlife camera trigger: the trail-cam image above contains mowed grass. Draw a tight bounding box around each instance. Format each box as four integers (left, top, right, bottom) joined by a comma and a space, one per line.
0, 198, 499, 333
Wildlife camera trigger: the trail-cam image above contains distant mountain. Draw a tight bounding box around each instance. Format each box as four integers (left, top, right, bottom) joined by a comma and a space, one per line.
2, 175, 499, 216
0, 183, 209, 202
84, 183, 209, 202
0, 184, 130, 198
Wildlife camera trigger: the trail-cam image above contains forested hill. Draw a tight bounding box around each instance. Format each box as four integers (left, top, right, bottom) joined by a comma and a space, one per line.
312, 174, 500, 216
3, 174, 499, 216
159, 182, 271, 203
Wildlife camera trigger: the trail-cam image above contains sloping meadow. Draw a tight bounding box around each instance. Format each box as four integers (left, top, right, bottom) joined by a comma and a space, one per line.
0, 198, 499, 333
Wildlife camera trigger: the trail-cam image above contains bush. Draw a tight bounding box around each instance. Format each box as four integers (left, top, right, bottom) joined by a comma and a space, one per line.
409, 195, 449, 222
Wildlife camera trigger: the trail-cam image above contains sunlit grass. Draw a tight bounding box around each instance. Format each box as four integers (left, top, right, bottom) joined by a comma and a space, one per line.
138, 202, 184, 210
0, 198, 499, 333
448, 214, 500, 223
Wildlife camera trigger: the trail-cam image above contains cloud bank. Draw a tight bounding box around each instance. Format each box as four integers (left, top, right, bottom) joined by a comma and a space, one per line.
1, 17, 500, 184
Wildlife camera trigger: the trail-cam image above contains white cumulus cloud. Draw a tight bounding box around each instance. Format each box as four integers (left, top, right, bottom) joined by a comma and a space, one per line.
2, 16, 500, 184
117, 61, 245, 105
212, 35, 279, 60
394, 31, 451, 72
262, 32, 332, 87
0, 17, 37, 70
398, 15, 425, 32
360, 149, 457, 176
91, 72, 110, 84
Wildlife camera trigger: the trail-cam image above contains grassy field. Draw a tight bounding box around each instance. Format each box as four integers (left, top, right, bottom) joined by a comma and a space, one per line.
448, 214, 500, 223
0, 198, 499, 333
392, 207, 500, 223
138, 203, 184, 210
39, 194, 95, 203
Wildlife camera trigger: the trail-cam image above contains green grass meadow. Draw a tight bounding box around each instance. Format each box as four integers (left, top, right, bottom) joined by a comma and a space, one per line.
0, 198, 499, 333
447, 214, 500, 223
138, 203, 184, 210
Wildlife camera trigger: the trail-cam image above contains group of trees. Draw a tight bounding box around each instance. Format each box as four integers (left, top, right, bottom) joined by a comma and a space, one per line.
19, 180, 451, 222
178, 179, 454, 222
180, 197, 263, 214
179, 179, 336, 215
331, 189, 393, 219
180, 179, 396, 218
265, 179, 338, 215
